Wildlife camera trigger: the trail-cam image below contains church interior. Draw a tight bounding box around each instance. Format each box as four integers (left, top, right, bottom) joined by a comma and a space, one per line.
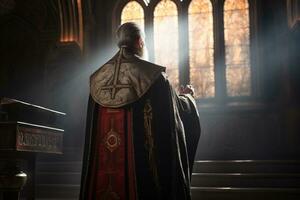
1, 0, 300, 199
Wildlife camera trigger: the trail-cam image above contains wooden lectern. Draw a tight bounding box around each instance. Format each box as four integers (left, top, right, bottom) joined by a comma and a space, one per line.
0, 98, 65, 200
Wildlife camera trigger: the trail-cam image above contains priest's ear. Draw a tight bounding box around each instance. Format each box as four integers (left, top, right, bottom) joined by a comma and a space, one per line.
135, 36, 144, 50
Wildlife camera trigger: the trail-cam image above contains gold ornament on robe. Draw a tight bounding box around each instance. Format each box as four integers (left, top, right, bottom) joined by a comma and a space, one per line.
144, 99, 160, 189
90, 48, 165, 108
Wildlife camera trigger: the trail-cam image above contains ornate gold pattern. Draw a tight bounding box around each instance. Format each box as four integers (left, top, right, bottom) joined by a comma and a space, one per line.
100, 48, 132, 100
90, 48, 165, 108
144, 99, 160, 189
103, 118, 121, 152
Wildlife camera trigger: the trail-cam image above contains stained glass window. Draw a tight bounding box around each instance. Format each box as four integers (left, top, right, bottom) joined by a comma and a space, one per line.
188, 0, 215, 98
224, 0, 251, 96
121, 1, 144, 30
154, 0, 179, 89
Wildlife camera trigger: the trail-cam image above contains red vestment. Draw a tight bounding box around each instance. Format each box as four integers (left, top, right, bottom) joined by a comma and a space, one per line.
87, 107, 137, 200
79, 47, 201, 200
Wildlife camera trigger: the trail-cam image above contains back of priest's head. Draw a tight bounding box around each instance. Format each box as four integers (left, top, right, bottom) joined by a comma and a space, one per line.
116, 22, 144, 50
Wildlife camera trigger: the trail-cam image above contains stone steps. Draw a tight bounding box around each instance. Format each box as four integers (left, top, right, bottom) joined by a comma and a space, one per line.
191, 187, 300, 200
191, 160, 300, 200
36, 162, 82, 173
193, 160, 300, 173
191, 172, 300, 187
36, 184, 79, 199
35, 159, 300, 199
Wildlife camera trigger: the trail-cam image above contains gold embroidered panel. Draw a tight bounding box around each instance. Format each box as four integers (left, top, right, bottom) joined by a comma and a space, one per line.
189, 0, 215, 98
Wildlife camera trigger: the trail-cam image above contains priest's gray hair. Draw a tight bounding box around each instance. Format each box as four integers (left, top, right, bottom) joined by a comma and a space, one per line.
116, 22, 144, 49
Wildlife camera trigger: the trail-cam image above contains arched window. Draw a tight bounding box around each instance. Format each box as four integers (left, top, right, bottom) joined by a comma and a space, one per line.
224, 0, 251, 96
154, 0, 179, 88
188, 0, 214, 98
117, 0, 256, 102
121, 1, 145, 30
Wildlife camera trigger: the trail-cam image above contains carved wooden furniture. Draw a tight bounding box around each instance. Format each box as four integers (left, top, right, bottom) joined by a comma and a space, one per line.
0, 98, 65, 200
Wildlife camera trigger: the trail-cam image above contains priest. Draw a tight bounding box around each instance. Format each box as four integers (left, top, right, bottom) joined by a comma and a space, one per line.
79, 22, 201, 200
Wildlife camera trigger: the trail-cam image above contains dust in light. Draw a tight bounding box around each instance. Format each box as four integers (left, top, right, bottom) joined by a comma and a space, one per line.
120, 0, 251, 99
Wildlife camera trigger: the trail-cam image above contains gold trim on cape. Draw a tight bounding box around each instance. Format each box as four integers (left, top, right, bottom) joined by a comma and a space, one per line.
90, 48, 165, 108
144, 99, 160, 189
